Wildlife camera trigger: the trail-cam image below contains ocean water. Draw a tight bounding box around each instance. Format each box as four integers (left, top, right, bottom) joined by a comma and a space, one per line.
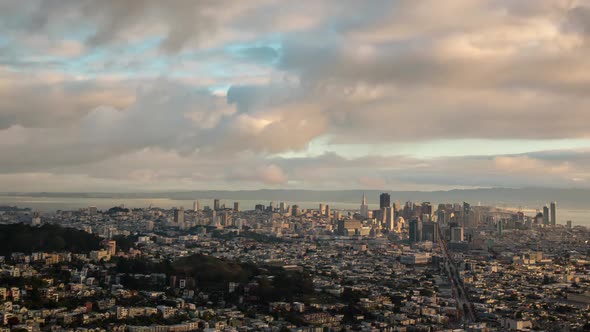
1, 195, 589, 227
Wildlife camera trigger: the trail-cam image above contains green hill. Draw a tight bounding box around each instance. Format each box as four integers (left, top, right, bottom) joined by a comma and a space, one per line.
0, 223, 101, 255
172, 254, 256, 284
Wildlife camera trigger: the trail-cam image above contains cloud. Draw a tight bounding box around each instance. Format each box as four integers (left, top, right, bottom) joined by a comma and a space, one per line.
0, 69, 135, 129
1, 0, 590, 191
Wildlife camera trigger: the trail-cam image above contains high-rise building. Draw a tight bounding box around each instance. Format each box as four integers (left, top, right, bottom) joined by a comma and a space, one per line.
292, 205, 301, 216
325, 205, 331, 219
333, 210, 341, 221
234, 202, 240, 212
409, 218, 422, 243
193, 200, 200, 211
550, 201, 556, 225
463, 202, 471, 227
269, 201, 275, 212
319, 204, 325, 215
385, 207, 395, 230
220, 211, 231, 226
214, 199, 220, 211
360, 193, 369, 218
174, 207, 185, 225
280, 202, 286, 214
422, 221, 439, 242
450, 226, 464, 242
89, 206, 98, 215
422, 202, 433, 217
379, 193, 391, 210
543, 205, 549, 225
403, 201, 414, 220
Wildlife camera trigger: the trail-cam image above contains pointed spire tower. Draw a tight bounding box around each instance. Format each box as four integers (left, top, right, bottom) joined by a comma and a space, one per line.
360, 192, 369, 218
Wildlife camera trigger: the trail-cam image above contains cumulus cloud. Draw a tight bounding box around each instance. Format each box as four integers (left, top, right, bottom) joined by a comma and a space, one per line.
0, 0, 589, 191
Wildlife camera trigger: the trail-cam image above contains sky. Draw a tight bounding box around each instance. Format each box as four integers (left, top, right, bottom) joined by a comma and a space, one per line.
1, 0, 590, 192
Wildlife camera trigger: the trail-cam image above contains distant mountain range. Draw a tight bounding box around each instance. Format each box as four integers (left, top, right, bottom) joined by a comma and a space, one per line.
1, 188, 589, 209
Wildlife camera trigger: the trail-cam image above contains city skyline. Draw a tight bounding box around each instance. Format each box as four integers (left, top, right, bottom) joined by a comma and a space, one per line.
2, 1, 590, 191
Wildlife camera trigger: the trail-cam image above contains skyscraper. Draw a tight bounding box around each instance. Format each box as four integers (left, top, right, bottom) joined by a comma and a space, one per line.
422, 221, 439, 242
234, 202, 240, 212
385, 206, 395, 230
360, 193, 369, 218
193, 200, 200, 211
379, 193, 391, 210
292, 205, 301, 216
550, 201, 556, 225
174, 207, 184, 225
409, 218, 422, 243
462, 202, 471, 227
214, 199, 220, 211
543, 205, 549, 225
319, 203, 325, 215
422, 202, 433, 217
450, 226, 464, 242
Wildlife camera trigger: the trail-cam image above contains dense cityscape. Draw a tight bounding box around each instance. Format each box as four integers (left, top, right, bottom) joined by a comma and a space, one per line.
3, 1, 590, 331
0, 194, 588, 332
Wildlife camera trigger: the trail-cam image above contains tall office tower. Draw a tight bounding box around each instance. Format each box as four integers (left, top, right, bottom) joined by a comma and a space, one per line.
450, 226, 464, 242
214, 199, 220, 211
234, 202, 240, 212
193, 200, 200, 211
535, 212, 543, 225
422, 221, 439, 242
385, 206, 395, 230
360, 193, 369, 218
319, 204, 325, 215
373, 209, 383, 222
220, 212, 230, 226
89, 206, 98, 215
437, 209, 446, 225
550, 201, 556, 225
409, 218, 422, 243
174, 207, 185, 225
463, 202, 471, 227
325, 205, 331, 218
413, 203, 422, 218
269, 201, 275, 212
292, 205, 301, 216
422, 202, 433, 216
379, 193, 391, 210
543, 205, 549, 225
333, 211, 341, 221
497, 220, 503, 237
403, 202, 414, 220
280, 202, 286, 214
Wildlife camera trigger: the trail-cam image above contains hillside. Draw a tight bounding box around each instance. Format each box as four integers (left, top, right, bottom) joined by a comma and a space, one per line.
0, 223, 101, 255
172, 254, 257, 284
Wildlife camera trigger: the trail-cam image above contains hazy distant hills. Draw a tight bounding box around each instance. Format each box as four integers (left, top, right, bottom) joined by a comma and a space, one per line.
2, 188, 589, 209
